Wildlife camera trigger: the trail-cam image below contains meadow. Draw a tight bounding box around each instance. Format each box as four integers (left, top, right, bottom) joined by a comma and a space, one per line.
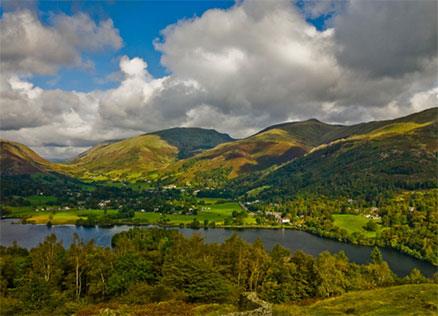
273, 284, 438, 316
2, 198, 256, 226
332, 214, 381, 238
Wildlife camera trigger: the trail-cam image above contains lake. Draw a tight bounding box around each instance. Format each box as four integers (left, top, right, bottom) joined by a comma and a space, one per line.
0, 219, 436, 277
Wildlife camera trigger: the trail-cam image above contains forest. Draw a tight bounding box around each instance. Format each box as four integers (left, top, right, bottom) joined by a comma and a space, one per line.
0, 228, 436, 315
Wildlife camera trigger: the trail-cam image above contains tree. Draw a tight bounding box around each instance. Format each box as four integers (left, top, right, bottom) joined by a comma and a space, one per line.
66, 234, 90, 300
219, 234, 251, 288
30, 234, 64, 285
370, 247, 383, 264
364, 219, 378, 231
162, 257, 235, 303
315, 251, 349, 297
404, 268, 426, 284
108, 253, 154, 296
248, 239, 270, 291
365, 262, 395, 287
87, 246, 114, 300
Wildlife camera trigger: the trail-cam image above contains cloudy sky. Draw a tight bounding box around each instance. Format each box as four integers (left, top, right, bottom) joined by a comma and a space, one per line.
0, 0, 437, 160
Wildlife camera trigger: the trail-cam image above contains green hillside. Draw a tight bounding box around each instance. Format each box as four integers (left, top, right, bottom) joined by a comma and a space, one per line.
259, 118, 344, 147
161, 118, 350, 187
1, 108, 437, 191
164, 128, 309, 187
59, 134, 178, 181
273, 284, 438, 316
164, 108, 438, 190
58, 128, 233, 181
247, 108, 438, 199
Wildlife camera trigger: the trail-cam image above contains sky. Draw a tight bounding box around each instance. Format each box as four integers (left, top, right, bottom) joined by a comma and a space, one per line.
0, 0, 437, 160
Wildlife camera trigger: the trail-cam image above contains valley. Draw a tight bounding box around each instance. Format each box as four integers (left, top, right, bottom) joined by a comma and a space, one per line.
1, 2, 436, 314
1, 108, 437, 315
1, 108, 437, 266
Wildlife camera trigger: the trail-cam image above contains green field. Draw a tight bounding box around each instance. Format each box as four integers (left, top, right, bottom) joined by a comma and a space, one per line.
3, 200, 257, 226
332, 214, 380, 237
273, 284, 438, 316
133, 200, 256, 225
4, 208, 119, 225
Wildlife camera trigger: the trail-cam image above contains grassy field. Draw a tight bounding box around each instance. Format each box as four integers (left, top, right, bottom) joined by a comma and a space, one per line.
273, 284, 438, 316
332, 214, 380, 238
7, 209, 119, 225
133, 200, 256, 225
27, 213, 84, 225
3, 199, 256, 226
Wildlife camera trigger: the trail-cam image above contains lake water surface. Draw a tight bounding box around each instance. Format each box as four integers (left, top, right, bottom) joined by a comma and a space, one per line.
1, 219, 436, 277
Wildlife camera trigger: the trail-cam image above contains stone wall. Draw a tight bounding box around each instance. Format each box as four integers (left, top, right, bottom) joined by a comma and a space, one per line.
225, 292, 272, 316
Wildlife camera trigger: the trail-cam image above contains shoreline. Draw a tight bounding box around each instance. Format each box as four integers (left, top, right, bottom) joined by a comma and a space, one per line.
2, 217, 436, 268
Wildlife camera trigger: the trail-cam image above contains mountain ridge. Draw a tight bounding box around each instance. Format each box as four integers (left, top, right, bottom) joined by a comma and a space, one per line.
1, 108, 436, 194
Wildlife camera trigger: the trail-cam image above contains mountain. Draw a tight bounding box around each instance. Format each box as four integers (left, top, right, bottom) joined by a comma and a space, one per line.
2, 108, 436, 195
151, 127, 234, 159
163, 125, 317, 187
162, 114, 418, 188
59, 127, 234, 181
0, 140, 53, 175
245, 107, 438, 199
61, 108, 437, 187
257, 118, 344, 147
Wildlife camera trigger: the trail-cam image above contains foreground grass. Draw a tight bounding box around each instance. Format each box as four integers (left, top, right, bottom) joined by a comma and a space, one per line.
20, 284, 437, 316
273, 284, 438, 316
332, 214, 379, 238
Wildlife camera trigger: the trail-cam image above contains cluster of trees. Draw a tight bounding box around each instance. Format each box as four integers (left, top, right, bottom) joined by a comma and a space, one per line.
1, 228, 435, 315
376, 190, 438, 264
250, 190, 438, 265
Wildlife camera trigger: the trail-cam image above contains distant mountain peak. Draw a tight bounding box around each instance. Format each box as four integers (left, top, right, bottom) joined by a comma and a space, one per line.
150, 127, 234, 159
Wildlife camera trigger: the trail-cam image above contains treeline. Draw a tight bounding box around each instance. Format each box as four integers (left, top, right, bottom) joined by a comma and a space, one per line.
1, 228, 436, 315
249, 190, 438, 265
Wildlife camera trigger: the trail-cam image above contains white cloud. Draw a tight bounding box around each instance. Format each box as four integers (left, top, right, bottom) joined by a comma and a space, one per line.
0, 0, 436, 159
0, 9, 122, 75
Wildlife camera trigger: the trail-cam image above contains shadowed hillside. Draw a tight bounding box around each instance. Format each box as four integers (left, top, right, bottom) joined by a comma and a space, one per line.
0, 140, 53, 175
247, 108, 438, 199
151, 127, 234, 159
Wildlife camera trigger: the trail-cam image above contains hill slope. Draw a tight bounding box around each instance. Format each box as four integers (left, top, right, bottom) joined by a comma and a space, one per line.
2, 108, 436, 190
273, 284, 438, 316
159, 108, 438, 188
0, 140, 53, 175
59, 128, 233, 181
248, 108, 438, 199
163, 123, 328, 187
